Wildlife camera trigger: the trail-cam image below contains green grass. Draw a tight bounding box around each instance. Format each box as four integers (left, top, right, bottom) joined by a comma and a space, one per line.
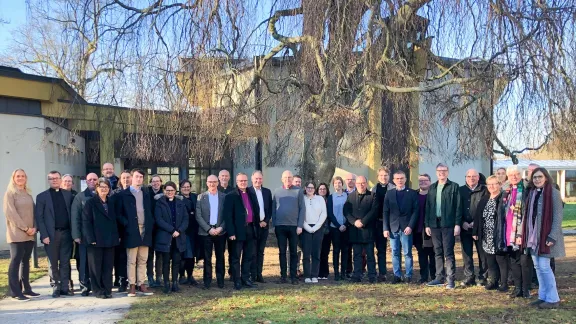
123, 237, 576, 324
0, 248, 48, 298
563, 202, 576, 229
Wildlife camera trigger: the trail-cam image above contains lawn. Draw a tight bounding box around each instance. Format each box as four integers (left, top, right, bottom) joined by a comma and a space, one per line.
563, 202, 576, 229
123, 236, 576, 323
0, 247, 48, 298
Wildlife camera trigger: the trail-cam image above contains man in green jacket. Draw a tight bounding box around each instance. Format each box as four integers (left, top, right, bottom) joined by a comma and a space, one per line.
425, 163, 462, 289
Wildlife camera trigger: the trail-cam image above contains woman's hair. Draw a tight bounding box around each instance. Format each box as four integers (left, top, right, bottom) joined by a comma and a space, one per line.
6, 168, 32, 195
315, 182, 330, 196
486, 175, 500, 184
96, 177, 112, 189
332, 176, 344, 186
179, 179, 192, 189
164, 181, 177, 191
527, 167, 554, 188
304, 181, 316, 192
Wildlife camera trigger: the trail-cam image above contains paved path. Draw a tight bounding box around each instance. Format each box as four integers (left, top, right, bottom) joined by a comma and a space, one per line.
0, 265, 138, 324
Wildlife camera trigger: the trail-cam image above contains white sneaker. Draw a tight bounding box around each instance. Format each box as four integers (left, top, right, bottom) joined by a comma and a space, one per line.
305, 278, 312, 283
311, 278, 318, 283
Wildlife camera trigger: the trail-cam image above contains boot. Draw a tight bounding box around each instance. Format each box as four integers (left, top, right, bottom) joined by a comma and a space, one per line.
171, 281, 180, 292
140, 284, 154, 296
128, 284, 137, 297
163, 281, 171, 294
52, 283, 61, 298
148, 275, 157, 288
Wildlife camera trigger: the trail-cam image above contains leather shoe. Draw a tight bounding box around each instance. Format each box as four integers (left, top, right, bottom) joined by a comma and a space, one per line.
217, 282, 225, 289
242, 280, 257, 288
538, 301, 560, 309
118, 284, 127, 293
256, 276, 266, 283
484, 282, 498, 290
276, 277, 288, 284
497, 284, 509, 292
60, 290, 74, 296
188, 277, 199, 286
234, 282, 242, 290
23, 290, 40, 297
509, 288, 523, 298
291, 279, 299, 285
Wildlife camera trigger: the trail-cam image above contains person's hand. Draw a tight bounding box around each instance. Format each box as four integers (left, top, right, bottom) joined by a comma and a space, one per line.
91, 242, 96, 245
472, 235, 478, 241
215, 227, 223, 234
297, 227, 303, 235
354, 220, 363, 228
425, 227, 431, 236
515, 237, 522, 245
26, 228, 36, 236
469, 222, 474, 228
42, 237, 50, 245
462, 222, 470, 231
339, 225, 347, 232
546, 241, 555, 247
74, 238, 82, 244
172, 231, 180, 238
229, 235, 236, 241
404, 227, 412, 235
454, 225, 461, 236
209, 228, 217, 236
383, 231, 390, 238
260, 221, 267, 228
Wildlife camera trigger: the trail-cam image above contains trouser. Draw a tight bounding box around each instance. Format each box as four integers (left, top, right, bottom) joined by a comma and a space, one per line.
180, 258, 196, 278
352, 242, 376, 280
430, 227, 456, 281
275, 225, 298, 279
231, 226, 255, 283
226, 239, 234, 278
508, 247, 533, 293
374, 220, 388, 276
45, 228, 73, 290
147, 246, 163, 279
329, 227, 349, 276
87, 246, 115, 295
390, 231, 414, 278
127, 245, 149, 285
77, 243, 91, 290
460, 230, 487, 280
202, 234, 226, 286
485, 252, 508, 285
319, 230, 331, 278
532, 255, 560, 303
251, 225, 269, 280
413, 233, 436, 281
301, 228, 324, 279
162, 239, 182, 283
114, 244, 128, 285
8, 241, 34, 297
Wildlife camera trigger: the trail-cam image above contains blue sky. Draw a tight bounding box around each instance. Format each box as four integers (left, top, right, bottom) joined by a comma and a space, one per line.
0, 1, 26, 53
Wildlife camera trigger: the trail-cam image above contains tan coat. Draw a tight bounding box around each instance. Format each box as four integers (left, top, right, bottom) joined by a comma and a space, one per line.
3, 190, 35, 243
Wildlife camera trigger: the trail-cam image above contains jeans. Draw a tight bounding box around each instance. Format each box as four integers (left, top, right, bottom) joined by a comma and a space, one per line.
430, 227, 456, 281
413, 233, 436, 281
8, 241, 34, 297
275, 225, 298, 279
329, 227, 349, 276
352, 242, 376, 280
374, 220, 388, 276
301, 229, 324, 279
460, 231, 487, 280
532, 255, 560, 303
390, 231, 414, 278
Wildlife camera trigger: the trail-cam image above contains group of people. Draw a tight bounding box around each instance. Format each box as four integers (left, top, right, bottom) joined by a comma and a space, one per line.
3, 162, 565, 309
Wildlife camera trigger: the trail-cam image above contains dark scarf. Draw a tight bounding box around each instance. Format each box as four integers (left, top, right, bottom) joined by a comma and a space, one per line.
522, 183, 553, 254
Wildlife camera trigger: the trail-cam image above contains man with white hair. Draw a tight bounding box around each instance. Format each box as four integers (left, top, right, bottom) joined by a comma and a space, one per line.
459, 169, 488, 287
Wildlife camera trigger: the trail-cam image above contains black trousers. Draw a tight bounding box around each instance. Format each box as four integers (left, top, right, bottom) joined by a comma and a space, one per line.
77, 243, 91, 290
413, 233, 436, 281
460, 231, 487, 280
147, 246, 162, 279
301, 229, 324, 279
45, 228, 73, 289
352, 242, 376, 280
231, 226, 255, 283
180, 258, 195, 278
251, 225, 269, 280
329, 227, 349, 276
319, 230, 331, 278
508, 248, 533, 292
374, 220, 388, 276
113, 244, 128, 285
202, 234, 226, 286
8, 241, 34, 297
87, 245, 115, 296
275, 225, 298, 280
162, 239, 182, 282
485, 252, 508, 285
430, 227, 456, 281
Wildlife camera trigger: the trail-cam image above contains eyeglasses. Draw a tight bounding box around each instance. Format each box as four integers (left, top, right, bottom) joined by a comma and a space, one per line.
165, 189, 176, 192
487, 183, 500, 186
306, 187, 315, 190
436, 169, 448, 173
86, 179, 98, 182
98, 186, 110, 190
48, 177, 61, 181
181, 186, 191, 189
237, 180, 248, 182
318, 188, 327, 190
532, 175, 545, 180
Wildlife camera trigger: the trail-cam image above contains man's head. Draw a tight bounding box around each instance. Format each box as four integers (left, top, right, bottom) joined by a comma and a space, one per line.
377, 167, 390, 185
86, 173, 98, 191
61, 174, 74, 190
292, 175, 302, 188
496, 167, 507, 183
345, 172, 356, 190
418, 173, 432, 191
506, 166, 522, 186
164, 181, 177, 199
281, 170, 293, 188
119, 170, 132, 189
355, 175, 368, 193
219, 170, 231, 187
150, 175, 163, 191
130, 169, 145, 187
435, 163, 449, 181
332, 176, 344, 191
102, 162, 114, 178
236, 173, 249, 191
392, 170, 407, 188
207, 175, 219, 192
527, 163, 540, 179
465, 169, 479, 188
251, 170, 263, 189
47, 171, 62, 189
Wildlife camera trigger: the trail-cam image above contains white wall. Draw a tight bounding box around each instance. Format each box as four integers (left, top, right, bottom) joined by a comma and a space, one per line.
0, 114, 85, 250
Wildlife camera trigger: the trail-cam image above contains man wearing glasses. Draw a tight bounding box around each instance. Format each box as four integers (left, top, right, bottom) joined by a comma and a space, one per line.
35, 171, 74, 297
425, 163, 462, 289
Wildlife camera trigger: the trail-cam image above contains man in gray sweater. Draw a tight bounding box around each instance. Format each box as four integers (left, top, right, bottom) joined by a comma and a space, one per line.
272, 170, 305, 285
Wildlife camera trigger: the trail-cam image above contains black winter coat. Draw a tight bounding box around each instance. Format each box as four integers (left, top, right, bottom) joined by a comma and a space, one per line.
223, 189, 260, 241
460, 184, 487, 226
115, 188, 155, 248
154, 196, 189, 253
82, 196, 120, 248
472, 193, 507, 254
344, 190, 378, 243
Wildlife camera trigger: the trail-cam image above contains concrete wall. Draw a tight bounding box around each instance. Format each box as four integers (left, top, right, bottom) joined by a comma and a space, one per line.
0, 114, 85, 250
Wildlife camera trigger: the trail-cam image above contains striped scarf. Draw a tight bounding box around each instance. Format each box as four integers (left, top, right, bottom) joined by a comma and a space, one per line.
505, 181, 524, 249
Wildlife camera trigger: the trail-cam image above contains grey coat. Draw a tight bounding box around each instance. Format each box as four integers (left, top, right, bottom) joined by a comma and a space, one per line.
195, 190, 226, 236
70, 188, 95, 241
527, 188, 565, 258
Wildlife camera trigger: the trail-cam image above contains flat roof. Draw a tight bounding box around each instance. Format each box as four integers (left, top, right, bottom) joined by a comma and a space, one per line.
493, 159, 576, 170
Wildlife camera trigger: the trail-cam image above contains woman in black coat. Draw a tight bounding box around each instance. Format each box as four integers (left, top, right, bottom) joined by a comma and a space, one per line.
154, 181, 189, 293
178, 179, 200, 286
82, 178, 119, 298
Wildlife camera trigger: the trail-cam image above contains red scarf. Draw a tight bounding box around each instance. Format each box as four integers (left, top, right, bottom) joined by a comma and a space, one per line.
522, 183, 553, 254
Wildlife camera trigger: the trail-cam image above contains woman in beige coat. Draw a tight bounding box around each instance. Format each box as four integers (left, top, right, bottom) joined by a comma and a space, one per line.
3, 169, 39, 301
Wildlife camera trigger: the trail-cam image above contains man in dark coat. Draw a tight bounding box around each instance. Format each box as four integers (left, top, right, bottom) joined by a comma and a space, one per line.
147, 174, 164, 287
102, 162, 119, 191
224, 173, 260, 290
371, 167, 395, 282
248, 170, 273, 283
35, 171, 73, 297
344, 176, 378, 283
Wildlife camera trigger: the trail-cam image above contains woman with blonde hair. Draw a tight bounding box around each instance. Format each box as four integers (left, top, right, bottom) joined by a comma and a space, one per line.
3, 169, 39, 301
